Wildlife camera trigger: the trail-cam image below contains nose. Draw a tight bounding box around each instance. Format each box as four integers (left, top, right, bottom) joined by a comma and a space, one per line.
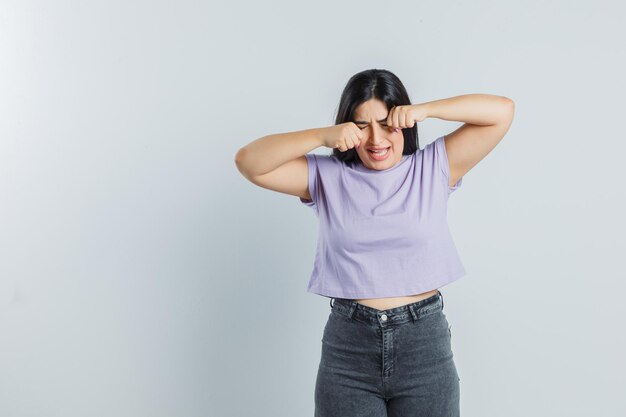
369, 123, 388, 145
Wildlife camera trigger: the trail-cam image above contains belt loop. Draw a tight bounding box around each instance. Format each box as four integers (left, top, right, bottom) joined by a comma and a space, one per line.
346, 300, 357, 319
408, 304, 419, 322
438, 290, 444, 311
330, 298, 335, 308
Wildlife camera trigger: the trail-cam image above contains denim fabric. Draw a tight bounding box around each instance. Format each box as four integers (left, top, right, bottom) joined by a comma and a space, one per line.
314, 290, 460, 417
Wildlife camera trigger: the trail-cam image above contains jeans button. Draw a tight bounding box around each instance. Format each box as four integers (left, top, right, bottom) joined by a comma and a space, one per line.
380, 314, 388, 321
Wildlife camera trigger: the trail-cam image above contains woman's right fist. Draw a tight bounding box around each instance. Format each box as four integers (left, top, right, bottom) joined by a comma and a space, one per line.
320, 122, 364, 152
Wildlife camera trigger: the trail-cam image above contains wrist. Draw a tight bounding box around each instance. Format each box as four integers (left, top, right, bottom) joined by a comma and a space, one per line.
310, 127, 327, 148
418, 102, 434, 119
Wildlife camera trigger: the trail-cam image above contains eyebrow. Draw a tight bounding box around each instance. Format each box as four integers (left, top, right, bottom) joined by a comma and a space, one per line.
353, 116, 389, 125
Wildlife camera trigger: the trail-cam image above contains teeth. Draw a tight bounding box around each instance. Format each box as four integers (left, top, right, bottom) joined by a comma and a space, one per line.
369, 148, 389, 154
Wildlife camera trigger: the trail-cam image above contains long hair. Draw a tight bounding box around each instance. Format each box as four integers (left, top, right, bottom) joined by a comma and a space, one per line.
331, 69, 420, 165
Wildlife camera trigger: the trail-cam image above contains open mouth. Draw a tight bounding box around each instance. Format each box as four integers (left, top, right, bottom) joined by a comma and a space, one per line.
367, 147, 390, 160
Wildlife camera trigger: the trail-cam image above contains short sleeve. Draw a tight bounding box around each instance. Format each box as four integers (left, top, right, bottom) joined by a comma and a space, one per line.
299, 153, 319, 213
298, 153, 341, 215
433, 135, 463, 195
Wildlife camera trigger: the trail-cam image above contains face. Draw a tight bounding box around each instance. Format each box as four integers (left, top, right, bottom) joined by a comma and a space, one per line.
352, 98, 404, 170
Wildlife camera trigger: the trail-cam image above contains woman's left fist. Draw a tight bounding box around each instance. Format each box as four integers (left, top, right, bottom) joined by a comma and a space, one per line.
387, 104, 428, 129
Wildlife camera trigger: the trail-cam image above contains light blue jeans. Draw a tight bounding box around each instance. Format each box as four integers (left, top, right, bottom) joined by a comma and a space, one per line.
315, 290, 460, 417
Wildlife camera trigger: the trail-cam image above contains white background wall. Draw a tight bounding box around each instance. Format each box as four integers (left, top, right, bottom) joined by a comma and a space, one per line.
1, 1, 624, 416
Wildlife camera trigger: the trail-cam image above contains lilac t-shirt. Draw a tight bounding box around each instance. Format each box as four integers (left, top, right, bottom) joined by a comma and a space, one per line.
299, 135, 466, 299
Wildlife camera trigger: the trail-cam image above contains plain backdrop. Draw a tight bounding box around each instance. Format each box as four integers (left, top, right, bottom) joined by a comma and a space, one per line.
1, 1, 624, 416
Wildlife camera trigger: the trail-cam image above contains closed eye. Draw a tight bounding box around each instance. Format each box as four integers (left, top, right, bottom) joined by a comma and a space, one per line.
357, 123, 390, 130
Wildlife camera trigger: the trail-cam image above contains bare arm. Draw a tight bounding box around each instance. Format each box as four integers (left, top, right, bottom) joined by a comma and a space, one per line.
234, 127, 325, 179
422, 94, 515, 187
234, 128, 327, 200
235, 123, 361, 200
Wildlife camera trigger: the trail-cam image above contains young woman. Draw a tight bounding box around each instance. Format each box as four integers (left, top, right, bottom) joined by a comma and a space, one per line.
235, 69, 514, 417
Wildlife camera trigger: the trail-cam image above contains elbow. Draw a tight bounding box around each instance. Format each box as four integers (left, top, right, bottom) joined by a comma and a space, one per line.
234, 147, 245, 166
501, 96, 515, 111
235, 143, 248, 160
234, 147, 249, 177
498, 97, 515, 122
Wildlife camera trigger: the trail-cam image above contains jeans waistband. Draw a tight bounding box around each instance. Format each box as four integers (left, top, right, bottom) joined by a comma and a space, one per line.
330, 290, 444, 327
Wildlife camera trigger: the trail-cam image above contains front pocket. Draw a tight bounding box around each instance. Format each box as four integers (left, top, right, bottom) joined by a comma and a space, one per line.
417, 301, 442, 320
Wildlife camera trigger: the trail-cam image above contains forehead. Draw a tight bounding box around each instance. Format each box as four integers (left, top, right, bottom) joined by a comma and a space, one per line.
353, 98, 389, 118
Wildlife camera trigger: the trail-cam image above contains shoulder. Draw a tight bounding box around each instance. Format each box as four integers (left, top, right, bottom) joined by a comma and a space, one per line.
305, 152, 345, 173
420, 136, 443, 154
417, 136, 445, 165
309, 152, 341, 164
414, 136, 448, 178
